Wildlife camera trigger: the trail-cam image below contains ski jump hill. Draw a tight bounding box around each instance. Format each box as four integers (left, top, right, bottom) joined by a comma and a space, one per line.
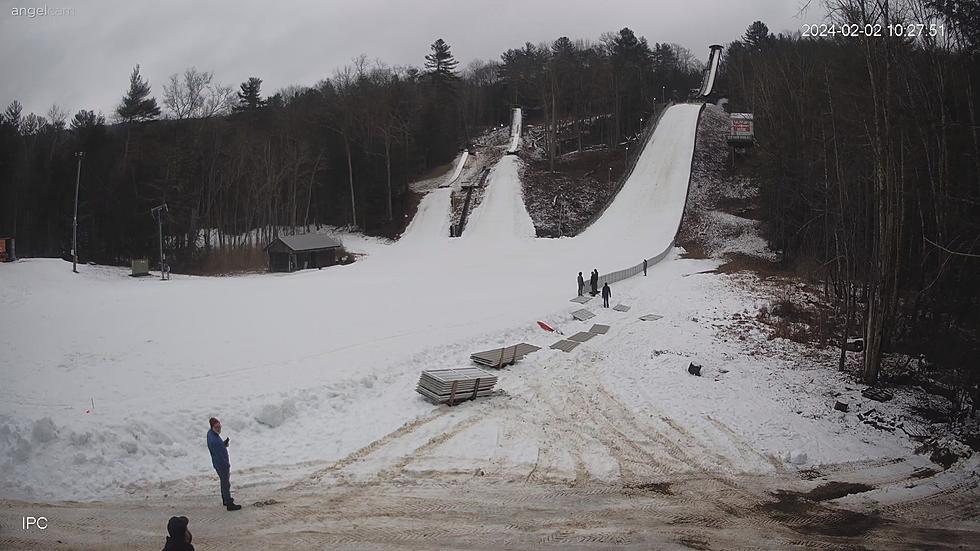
401, 102, 704, 285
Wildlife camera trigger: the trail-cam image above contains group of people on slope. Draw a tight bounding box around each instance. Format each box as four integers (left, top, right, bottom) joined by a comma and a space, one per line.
578, 269, 612, 308
576, 259, 648, 310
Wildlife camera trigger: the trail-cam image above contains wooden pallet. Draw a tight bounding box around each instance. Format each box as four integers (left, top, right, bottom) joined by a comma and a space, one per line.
570, 295, 593, 304
612, 304, 631, 312
589, 324, 610, 334
550, 339, 580, 352
568, 331, 597, 343
572, 309, 596, 321
470, 343, 541, 368
861, 387, 894, 402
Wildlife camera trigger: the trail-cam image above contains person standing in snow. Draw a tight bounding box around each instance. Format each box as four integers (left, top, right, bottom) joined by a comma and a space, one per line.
577, 272, 584, 296
643, 258, 648, 276
590, 269, 599, 296
207, 417, 241, 511
162, 515, 194, 551
602, 282, 611, 308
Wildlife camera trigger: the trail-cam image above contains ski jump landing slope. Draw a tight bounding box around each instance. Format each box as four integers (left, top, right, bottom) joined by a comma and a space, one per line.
574, 103, 704, 269
506, 108, 522, 154
463, 156, 536, 246
443, 151, 469, 187
398, 188, 452, 244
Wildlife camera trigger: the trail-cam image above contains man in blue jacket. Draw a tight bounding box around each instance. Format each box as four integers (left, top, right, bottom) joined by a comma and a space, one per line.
207, 417, 241, 511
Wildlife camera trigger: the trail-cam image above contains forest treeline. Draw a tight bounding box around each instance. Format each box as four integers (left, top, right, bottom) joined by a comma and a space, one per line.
0, 28, 699, 269
720, 0, 979, 386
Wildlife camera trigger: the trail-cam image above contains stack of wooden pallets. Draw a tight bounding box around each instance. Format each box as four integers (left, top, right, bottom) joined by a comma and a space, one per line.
416, 368, 498, 405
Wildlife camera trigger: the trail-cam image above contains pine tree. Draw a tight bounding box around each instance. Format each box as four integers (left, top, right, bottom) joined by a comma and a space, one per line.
2, 101, 22, 130
236, 77, 265, 111
744, 21, 772, 50
70, 110, 105, 131
424, 39, 459, 80
116, 65, 161, 123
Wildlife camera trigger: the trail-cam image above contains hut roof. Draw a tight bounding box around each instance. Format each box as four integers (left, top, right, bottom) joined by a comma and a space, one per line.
268, 234, 342, 252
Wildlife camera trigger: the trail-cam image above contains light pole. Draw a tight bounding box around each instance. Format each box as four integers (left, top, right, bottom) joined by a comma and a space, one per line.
151, 203, 168, 281
72, 151, 85, 273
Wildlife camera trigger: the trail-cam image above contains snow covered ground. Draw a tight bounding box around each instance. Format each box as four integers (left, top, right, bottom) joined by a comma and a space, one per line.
0, 104, 972, 522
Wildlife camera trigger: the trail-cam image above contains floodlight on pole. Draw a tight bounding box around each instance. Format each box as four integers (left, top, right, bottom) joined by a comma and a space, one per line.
72, 152, 85, 273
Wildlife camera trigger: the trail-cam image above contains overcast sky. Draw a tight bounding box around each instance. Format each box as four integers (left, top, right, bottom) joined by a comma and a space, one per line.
1, 0, 822, 117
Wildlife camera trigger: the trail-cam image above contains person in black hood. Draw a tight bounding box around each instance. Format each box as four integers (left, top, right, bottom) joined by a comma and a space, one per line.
162, 515, 194, 551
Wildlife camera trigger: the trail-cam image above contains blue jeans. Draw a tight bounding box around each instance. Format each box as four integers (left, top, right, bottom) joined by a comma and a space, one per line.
216, 467, 232, 505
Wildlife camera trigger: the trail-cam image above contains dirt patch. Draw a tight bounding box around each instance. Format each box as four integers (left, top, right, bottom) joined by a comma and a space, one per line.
798, 469, 823, 481
521, 148, 627, 238
759, 490, 886, 538
803, 482, 874, 502
677, 535, 712, 550
623, 481, 674, 495
909, 467, 938, 479
412, 159, 454, 186
715, 253, 782, 275
715, 196, 764, 221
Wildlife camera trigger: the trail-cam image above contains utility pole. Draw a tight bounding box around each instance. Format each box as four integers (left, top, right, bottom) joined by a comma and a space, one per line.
625, 145, 629, 173
151, 203, 168, 281
72, 151, 85, 273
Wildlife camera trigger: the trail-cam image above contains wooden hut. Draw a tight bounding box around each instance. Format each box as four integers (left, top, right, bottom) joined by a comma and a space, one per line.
266, 234, 342, 272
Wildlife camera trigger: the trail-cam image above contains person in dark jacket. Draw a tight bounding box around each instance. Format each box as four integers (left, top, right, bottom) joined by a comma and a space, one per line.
590, 270, 599, 296
601, 282, 611, 308
577, 272, 584, 296
643, 258, 648, 276
162, 515, 194, 551
207, 417, 241, 511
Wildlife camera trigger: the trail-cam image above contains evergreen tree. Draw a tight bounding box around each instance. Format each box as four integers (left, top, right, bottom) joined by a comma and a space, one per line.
236, 77, 265, 111
116, 65, 161, 123
424, 39, 460, 80
743, 21, 772, 50
3, 100, 23, 128
70, 110, 106, 131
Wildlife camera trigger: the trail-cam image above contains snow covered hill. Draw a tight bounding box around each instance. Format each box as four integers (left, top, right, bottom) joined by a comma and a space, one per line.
0, 104, 968, 511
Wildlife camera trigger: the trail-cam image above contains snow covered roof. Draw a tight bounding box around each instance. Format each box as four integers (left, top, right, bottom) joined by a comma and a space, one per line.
268, 233, 342, 252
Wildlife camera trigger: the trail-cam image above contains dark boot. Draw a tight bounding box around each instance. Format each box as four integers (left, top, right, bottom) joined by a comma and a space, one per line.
226, 502, 242, 511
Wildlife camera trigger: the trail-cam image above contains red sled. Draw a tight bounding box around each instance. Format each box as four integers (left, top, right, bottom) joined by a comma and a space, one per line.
537, 321, 563, 335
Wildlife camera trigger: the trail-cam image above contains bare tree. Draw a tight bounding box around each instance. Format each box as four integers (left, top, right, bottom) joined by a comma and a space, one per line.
163, 68, 234, 119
